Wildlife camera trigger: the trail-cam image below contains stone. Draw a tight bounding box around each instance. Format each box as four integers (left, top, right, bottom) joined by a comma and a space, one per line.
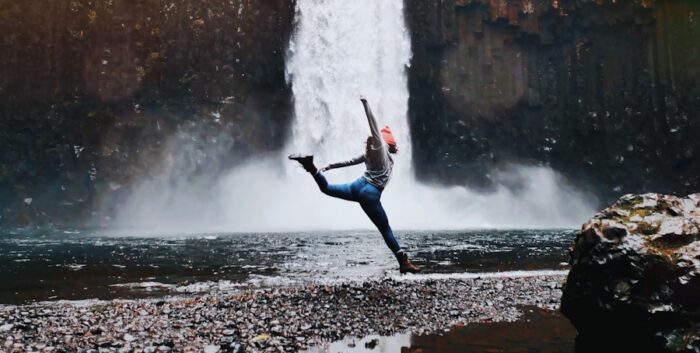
562, 193, 700, 353
364, 338, 379, 349
204, 345, 220, 353
96, 336, 111, 347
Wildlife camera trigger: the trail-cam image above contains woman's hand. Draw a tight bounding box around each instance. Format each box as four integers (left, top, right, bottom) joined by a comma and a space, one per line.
359, 95, 367, 103
319, 166, 330, 173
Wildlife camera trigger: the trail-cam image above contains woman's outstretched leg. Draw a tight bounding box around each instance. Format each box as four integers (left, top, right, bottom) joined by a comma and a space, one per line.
357, 184, 420, 273
289, 154, 358, 202
312, 172, 357, 201
358, 199, 402, 254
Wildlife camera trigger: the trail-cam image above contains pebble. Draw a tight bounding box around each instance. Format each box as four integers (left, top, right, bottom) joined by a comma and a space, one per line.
364, 338, 379, 349
204, 344, 220, 353
0, 274, 565, 353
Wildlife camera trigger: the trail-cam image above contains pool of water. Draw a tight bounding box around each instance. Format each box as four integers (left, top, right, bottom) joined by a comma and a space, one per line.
305, 307, 576, 353
0, 228, 575, 303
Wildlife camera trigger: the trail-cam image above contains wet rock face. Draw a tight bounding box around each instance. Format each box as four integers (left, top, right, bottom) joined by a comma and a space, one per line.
561, 193, 700, 352
405, 0, 700, 201
0, 0, 295, 225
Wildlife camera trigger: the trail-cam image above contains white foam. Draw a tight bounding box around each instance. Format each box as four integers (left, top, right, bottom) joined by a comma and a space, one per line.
174, 280, 245, 293
35, 298, 107, 307
66, 264, 86, 271
109, 282, 174, 291
389, 269, 568, 282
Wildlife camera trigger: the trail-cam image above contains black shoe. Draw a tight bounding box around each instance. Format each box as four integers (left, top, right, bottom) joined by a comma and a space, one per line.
288, 154, 317, 174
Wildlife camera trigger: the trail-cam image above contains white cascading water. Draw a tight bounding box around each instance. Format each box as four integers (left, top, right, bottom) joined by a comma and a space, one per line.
285, 0, 413, 177
278, 0, 594, 230
113, 0, 595, 233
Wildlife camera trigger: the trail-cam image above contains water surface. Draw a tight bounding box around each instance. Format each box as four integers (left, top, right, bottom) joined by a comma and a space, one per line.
0, 228, 574, 304
305, 307, 576, 353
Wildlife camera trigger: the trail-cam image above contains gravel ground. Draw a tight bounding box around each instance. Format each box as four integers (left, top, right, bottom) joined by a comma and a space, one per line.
0, 273, 566, 353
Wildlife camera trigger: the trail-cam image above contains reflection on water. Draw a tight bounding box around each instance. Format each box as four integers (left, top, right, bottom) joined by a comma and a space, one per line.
0, 228, 575, 303
305, 307, 576, 353
305, 334, 412, 353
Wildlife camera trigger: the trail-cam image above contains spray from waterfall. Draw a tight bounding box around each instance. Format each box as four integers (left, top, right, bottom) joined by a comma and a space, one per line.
112, 0, 595, 233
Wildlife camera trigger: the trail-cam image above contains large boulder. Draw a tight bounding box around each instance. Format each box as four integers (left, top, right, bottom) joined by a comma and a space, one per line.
562, 193, 700, 353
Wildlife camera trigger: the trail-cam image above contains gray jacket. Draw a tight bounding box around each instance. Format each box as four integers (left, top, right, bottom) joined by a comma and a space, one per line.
326, 101, 393, 190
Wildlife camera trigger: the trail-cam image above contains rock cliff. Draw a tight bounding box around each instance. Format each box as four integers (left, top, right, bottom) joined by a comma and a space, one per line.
405, 0, 700, 201
3, 0, 700, 225
0, 0, 295, 225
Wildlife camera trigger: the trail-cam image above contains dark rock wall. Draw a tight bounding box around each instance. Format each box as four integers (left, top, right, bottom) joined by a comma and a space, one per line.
405, 0, 700, 204
2, 0, 700, 226
0, 0, 295, 225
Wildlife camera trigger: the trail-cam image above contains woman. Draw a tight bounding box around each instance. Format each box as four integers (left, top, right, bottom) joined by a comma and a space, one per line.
289, 97, 420, 274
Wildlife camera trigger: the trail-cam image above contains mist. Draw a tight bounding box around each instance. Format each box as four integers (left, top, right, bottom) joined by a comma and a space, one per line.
112, 154, 595, 233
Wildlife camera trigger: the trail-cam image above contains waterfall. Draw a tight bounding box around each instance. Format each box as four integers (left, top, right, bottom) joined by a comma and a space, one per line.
285, 0, 412, 179
279, 0, 594, 230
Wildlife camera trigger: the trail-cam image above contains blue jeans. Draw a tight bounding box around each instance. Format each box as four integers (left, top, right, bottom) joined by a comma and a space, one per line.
313, 173, 402, 255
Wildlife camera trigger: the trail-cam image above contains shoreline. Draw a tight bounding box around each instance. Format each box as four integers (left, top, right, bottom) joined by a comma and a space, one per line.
0, 272, 568, 353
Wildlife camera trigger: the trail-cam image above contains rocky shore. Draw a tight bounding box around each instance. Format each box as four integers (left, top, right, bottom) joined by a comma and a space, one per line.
0, 273, 565, 353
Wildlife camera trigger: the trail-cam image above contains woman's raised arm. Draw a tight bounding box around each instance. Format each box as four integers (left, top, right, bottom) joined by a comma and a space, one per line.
360, 97, 382, 148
